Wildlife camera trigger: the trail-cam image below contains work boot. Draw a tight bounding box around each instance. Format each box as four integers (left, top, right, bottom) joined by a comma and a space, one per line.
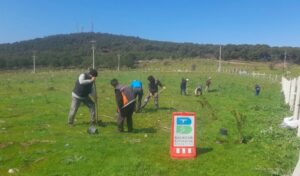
68, 122, 74, 127
136, 108, 141, 113
117, 129, 124, 133
117, 126, 124, 133
128, 127, 133, 133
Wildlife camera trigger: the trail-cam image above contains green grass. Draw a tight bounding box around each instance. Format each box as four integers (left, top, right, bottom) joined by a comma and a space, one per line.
0, 60, 299, 175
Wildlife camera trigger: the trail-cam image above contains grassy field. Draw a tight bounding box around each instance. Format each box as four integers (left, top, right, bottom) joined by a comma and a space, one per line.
0, 59, 299, 176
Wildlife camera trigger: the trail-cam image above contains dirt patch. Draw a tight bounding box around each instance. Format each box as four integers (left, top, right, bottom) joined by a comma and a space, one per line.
0, 142, 14, 149
20, 139, 56, 147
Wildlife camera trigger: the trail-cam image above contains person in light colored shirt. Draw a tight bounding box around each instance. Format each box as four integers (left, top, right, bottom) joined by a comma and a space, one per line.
67, 69, 98, 126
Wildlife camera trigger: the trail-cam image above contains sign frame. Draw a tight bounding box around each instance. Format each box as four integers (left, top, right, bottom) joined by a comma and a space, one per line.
170, 112, 196, 159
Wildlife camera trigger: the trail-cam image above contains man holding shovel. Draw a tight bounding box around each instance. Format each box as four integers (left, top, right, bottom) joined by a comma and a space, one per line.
67, 69, 98, 127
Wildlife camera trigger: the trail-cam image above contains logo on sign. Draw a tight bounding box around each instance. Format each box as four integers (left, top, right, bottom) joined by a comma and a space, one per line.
176, 117, 192, 134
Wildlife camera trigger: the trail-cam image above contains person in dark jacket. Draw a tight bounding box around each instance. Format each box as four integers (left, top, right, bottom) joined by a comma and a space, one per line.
141, 75, 164, 109
180, 78, 187, 95
67, 69, 98, 126
130, 80, 143, 113
111, 79, 135, 132
255, 84, 261, 96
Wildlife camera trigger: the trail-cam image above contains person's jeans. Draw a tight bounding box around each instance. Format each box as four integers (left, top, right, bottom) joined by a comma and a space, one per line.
133, 88, 143, 112
68, 96, 96, 125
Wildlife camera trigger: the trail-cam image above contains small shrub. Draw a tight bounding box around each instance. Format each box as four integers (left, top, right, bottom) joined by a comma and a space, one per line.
163, 61, 170, 66
231, 110, 247, 143
191, 64, 196, 71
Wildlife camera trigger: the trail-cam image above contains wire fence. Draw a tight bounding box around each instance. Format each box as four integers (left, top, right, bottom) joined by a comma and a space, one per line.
281, 76, 300, 176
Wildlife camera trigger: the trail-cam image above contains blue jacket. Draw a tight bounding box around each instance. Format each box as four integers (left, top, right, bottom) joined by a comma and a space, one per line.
131, 80, 142, 88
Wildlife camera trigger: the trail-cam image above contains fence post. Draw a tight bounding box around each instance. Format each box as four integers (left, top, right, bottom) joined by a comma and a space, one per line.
287, 78, 291, 104
285, 78, 291, 104
290, 78, 297, 111
293, 77, 300, 120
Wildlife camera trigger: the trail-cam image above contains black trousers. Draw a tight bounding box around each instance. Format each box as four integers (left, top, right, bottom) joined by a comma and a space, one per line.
133, 88, 143, 112
117, 103, 135, 132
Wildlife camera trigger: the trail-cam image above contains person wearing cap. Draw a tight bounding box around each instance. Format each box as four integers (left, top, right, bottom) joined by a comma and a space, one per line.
111, 78, 135, 132
205, 77, 212, 92
130, 80, 143, 112
67, 69, 98, 126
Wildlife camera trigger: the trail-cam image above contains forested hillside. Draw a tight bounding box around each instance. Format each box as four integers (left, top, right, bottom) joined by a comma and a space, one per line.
0, 32, 299, 69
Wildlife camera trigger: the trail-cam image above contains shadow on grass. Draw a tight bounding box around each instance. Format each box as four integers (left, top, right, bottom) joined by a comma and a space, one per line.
78, 121, 116, 127
159, 107, 177, 111
180, 94, 192, 96
141, 106, 176, 113
208, 89, 218, 93
140, 108, 157, 113
99, 121, 117, 127
133, 127, 157, 133
235, 135, 253, 144
197, 147, 213, 155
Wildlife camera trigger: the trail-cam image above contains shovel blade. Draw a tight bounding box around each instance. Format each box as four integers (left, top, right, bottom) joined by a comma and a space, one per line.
87, 126, 98, 134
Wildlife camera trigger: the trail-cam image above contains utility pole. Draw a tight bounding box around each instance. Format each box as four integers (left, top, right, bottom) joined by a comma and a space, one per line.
117, 54, 121, 71
32, 51, 36, 73
283, 50, 287, 74
91, 21, 94, 32
217, 45, 222, 72
91, 40, 96, 69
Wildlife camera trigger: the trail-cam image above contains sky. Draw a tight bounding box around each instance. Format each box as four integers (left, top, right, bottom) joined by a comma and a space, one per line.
0, 0, 299, 47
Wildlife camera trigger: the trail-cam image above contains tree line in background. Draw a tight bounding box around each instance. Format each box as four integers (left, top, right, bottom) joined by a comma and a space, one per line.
0, 32, 299, 69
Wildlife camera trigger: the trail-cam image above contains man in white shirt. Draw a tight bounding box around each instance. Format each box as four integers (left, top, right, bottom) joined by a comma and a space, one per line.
67, 69, 98, 126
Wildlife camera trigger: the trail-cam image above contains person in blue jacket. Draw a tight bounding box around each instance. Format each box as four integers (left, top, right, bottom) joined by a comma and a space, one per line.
130, 80, 143, 112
